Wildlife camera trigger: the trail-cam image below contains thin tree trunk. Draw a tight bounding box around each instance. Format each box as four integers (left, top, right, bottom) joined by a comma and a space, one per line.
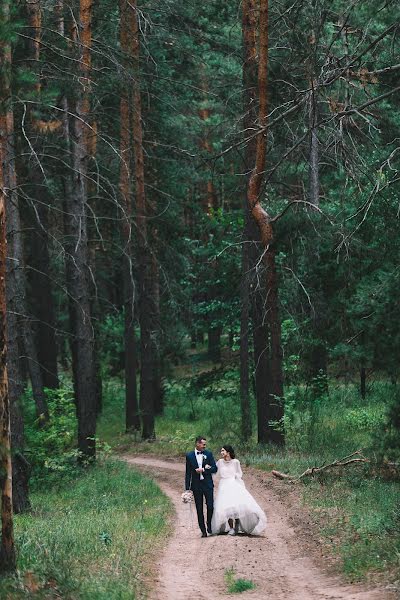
64, 0, 97, 458
0, 186, 15, 574
129, 0, 157, 440
151, 250, 163, 415
25, 0, 58, 390
198, 70, 217, 214
306, 30, 328, 393
308, 79, 319, 207
120, 0, 140, 432
240, 0, 258, 442
208, 326, 222, 363
28, 201, 59, 390
360, 364, 366, 400
0, 2, 16, 564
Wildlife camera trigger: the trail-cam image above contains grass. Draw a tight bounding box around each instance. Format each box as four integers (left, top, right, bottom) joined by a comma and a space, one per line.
0, 458, 170, 599
302, 470, 400, 580
224, 567, 256, 594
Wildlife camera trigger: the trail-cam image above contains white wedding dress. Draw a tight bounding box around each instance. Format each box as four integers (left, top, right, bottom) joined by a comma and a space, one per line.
211, 458, 267, 535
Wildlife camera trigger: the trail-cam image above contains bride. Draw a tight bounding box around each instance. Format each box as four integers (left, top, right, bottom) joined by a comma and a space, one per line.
211, 445, 267, 536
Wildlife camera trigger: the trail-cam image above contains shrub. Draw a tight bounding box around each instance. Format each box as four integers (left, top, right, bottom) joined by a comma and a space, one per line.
373, 389, 400, 465
24, 384, 78, 483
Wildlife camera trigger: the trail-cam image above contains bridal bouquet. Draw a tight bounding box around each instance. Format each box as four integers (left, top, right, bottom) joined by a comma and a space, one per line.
181, 490, 193, 503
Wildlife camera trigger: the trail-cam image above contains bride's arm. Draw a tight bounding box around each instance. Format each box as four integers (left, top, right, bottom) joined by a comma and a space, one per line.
207, 452, 218, 474
235, 459, 243, 479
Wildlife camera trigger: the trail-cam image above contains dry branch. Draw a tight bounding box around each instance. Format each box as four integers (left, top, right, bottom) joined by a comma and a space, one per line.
272, 450, 369, 482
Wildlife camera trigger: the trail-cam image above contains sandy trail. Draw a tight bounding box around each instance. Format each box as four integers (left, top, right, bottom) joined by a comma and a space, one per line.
123, 455, 395, 600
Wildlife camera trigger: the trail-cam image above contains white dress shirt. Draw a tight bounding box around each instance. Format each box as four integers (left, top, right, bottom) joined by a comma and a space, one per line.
195, 448, 205, 480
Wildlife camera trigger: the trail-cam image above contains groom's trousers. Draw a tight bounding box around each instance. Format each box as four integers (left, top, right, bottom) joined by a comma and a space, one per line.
193, 486, 214, 534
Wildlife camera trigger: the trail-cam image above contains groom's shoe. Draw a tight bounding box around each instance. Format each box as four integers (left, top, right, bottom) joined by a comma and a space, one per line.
207, 527, 212, 535
201, 532, 207, 538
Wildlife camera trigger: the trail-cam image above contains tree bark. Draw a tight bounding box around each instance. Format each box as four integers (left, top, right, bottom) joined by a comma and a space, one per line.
208, 326, 222, 363
5, 145, 49, 423
244, 0, 284, 444
27, 195, 59, 391
129, 0, 157, 440
0, 2, 16, 568
64, 0, 97, 458
0, 0, 49, 429
0, 9, 31, 513
240, 0, 258, 442
151, 250, 163, 415
119, 0, 140, 432
308, 79, 319, 207
360, 364, 366, 400
0, 179, 15, 574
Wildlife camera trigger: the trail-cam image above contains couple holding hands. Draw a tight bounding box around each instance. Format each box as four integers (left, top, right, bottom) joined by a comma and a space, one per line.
184, 436, 267, 538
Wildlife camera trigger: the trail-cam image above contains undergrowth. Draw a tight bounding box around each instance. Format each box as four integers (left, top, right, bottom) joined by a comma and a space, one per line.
0, 458, 170, 599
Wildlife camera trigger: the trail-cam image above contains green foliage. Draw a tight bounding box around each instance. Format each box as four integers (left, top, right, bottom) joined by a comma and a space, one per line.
372, 389, 400, 464
343, 407, 384, 431
224, 568, 256, 593
164, 368, 244, 440
24, 385, 78, 483
303, 471, 400, 580
1, 459, 170, 599
98, 313, 125, 377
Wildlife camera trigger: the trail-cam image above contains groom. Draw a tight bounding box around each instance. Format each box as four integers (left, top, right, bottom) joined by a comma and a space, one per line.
185, 436, 218, 537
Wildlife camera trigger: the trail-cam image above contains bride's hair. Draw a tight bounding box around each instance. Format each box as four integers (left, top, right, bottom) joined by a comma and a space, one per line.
223, 445, 235, 459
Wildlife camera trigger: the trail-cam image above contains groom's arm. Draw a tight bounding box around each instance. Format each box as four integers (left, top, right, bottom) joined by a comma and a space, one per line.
208, 452, 218, 474
185, 455, 192, 490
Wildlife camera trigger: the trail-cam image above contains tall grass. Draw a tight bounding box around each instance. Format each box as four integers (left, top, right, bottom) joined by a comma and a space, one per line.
1, 459, 170, 599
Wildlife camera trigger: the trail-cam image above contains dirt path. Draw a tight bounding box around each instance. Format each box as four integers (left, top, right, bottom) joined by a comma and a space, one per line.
123, 456, 395, 600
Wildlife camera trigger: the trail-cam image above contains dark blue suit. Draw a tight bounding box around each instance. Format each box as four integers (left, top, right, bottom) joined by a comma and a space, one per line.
185, 449, 218, 534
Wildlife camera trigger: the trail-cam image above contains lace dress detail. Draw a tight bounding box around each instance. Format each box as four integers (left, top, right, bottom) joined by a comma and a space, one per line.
211, 459, 267, 535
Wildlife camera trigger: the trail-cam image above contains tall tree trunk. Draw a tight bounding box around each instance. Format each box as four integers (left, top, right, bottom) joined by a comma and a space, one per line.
0, 30, 31, 514
5, 156, 48, 423
119, 0, 140, 432
307, 31, 328, 393
308, 79, 319, 207
244, 0, 284, 444
64, 0, 97, 459
240, 0, 258, 442
199, 68, 217, 215
0, 2, 16, 568
129, 0, 157, 440
28, 200, 59, 390
0, 176, 15, 574
239, 237, 251, 441
0, 0, 48, 424
199, 70, 221, 359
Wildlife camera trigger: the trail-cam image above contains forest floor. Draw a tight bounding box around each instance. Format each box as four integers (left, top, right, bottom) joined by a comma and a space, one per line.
122, 455, 396, 600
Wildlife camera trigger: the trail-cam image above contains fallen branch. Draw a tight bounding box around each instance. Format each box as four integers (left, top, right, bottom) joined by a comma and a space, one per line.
272, 450, 369, 482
